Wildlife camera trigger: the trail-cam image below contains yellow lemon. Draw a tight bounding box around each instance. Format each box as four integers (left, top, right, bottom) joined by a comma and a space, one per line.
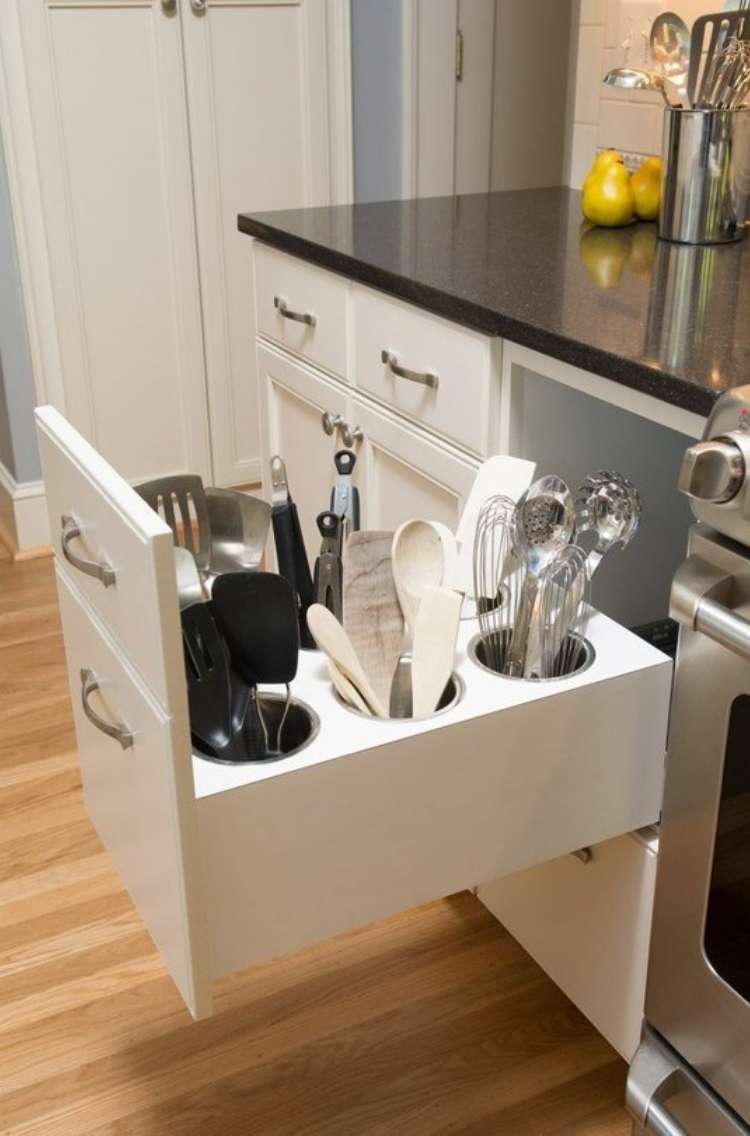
582, 161, 636, 227
631, 156, 662, 221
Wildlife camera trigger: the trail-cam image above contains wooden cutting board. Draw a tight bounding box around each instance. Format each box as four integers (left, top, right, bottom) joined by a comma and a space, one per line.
343, 531, 404, 711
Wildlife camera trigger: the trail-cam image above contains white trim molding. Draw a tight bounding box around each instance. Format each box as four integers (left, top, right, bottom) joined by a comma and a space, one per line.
0, 460, 50, 557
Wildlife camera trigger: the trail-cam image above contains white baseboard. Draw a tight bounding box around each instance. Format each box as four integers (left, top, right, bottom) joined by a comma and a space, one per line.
0, 460, 50, 556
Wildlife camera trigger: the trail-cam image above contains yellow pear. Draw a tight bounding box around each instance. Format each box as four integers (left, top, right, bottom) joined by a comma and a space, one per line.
631, 156, 662, 221
582, 149, 623, 194
582, 160, 636, 227
579, 226, 633, 289
628, 225, 658, 276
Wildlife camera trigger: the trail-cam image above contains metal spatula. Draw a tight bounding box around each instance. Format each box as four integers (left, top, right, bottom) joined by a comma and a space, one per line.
211, 571, 300, 753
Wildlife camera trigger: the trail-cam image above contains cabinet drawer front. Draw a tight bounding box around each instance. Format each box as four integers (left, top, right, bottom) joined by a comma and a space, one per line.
353, 285, 494, 454
477, 829, 659, 1061
255, 244, 348, 376
56, 567, 210, 1019
195, 617, 670, 982
37, 407, 182, 704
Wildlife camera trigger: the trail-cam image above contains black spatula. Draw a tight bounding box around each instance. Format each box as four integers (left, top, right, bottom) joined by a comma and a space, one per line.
212, 572, 300, 754
181, 602, 257, 762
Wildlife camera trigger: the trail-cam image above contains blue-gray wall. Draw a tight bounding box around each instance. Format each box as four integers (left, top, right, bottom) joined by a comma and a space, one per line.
0, 135, 40, 483
351, 0, 403, 203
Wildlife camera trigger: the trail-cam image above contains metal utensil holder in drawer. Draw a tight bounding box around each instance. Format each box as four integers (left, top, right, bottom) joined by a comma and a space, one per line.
660, 107, 750, 244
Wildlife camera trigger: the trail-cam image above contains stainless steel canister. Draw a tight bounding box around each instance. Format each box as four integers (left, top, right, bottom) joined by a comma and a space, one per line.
659, 107, 750, 244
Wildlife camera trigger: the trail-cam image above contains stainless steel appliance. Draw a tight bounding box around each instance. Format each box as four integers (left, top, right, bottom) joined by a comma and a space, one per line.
627, 386, 750, 1134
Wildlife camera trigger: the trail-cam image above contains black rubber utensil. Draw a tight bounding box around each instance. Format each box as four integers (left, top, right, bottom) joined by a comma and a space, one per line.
270, 455, 315, 648
181, 602, 257, 762
212, 571, 300, 754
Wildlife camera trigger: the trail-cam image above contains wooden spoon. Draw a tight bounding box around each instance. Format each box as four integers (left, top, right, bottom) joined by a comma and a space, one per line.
326, 658, 372, 716
307, 603, 387, 718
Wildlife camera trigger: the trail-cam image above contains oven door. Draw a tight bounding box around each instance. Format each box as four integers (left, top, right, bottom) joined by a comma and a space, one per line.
646, 528, 750, 1125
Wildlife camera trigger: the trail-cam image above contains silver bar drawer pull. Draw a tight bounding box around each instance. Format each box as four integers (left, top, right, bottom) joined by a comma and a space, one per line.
80, 668, 134, 750
381, 349, 439, 390
274, 296, 316, 327
61, 515, 116, 588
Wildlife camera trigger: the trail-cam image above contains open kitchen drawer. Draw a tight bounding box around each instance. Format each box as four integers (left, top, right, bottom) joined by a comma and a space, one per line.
37, 406, 672, 1020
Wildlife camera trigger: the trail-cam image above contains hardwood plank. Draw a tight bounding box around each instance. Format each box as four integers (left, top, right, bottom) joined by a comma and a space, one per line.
0, 553, 633, 1136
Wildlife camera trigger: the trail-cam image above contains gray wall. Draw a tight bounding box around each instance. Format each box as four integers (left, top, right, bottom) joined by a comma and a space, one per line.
351, 0, 403, 203
0, 134, 40, 483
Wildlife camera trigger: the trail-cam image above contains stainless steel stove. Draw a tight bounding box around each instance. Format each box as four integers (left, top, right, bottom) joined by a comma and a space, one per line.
628, 387, 750, 1135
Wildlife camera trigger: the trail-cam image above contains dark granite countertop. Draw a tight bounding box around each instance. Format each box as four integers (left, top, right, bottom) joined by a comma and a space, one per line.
239, 187, 750, 418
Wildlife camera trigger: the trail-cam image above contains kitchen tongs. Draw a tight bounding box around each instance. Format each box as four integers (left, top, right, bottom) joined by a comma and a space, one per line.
313, 511, 344, 620
271, 455, 315, 648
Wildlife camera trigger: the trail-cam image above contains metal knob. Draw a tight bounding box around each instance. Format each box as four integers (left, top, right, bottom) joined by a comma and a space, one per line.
341, 422, 363, 447
678, 436, 745, 503
321, 411, 342, 437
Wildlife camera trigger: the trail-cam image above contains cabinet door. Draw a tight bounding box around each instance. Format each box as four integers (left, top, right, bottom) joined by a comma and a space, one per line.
18, 0, 211, 483
181, 0, 333, 487
352, 397, 479, 533
257, 345, 352, 564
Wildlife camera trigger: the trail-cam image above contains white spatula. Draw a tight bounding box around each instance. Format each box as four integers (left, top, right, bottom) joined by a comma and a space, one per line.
307, 603, 387, 718
411, 584, 463, 719
447, 455, 537, 595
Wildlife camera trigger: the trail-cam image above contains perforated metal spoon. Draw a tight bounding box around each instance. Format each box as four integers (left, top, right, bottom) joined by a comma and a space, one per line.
575, 471, 641, 576
506, 477, 576, 677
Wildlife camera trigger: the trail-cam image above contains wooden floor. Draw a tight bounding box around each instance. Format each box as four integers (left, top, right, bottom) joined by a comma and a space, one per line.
0, 547, 632, 1135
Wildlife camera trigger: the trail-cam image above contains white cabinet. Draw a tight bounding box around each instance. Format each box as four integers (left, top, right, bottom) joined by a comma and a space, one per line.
37, 403, 671, 1020
257, 344, 352, 563
10, 0, 345, 488
477, 829, 659, 1062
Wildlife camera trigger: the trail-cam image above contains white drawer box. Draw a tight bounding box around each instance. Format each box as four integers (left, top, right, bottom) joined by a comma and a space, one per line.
477, 827, 659, 1061
38, 405, 671, 1020
353, 284, 496, 455
254, 243, 347, 377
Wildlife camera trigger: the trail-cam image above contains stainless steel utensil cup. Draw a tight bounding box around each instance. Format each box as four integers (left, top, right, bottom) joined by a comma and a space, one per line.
660, 107, 750, 244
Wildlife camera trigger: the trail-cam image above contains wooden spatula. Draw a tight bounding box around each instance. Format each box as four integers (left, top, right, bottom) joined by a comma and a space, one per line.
343, 530, 403, 710
411, 585, 462, 719
307, 603, 387, 717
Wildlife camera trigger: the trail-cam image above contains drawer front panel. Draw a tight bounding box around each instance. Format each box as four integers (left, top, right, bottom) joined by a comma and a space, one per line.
255, 243, 348, 376
353, 285, 494, 454
195, 616, 670, 981
477, 829, 659, 1060
56, 567, 210, 1018
37, 407, 181, 704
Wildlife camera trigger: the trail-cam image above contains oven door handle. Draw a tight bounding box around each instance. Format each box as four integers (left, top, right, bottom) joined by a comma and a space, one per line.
671, 555, 750, 663
644, 1098, 690, 1136
695, 595, 750, 663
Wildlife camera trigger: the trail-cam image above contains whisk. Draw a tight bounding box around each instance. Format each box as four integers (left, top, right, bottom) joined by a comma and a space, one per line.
532, 544, 591, 679
472, 494, 517, 675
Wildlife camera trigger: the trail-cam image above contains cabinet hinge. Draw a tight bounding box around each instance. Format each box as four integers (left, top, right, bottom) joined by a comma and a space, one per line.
455, 28, 464, 82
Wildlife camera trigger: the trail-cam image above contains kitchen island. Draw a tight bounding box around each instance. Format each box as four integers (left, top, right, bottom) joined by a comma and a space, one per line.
240, 186, 750, 425
240, 186, 728, 630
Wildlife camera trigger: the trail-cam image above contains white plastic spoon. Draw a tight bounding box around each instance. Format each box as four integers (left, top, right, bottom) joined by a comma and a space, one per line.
390, 519, 447, 717
411, 584, 463, 719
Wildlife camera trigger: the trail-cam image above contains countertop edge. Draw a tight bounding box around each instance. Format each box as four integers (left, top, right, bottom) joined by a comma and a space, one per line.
239, 214, 716, 419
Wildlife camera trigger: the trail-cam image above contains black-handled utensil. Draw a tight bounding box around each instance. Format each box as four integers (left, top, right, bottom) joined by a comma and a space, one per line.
212, 571, 300, 754
270, 454, 315, 648
181, 602, 262, 762
330, 449, 360, 533
313, 511, 344, 619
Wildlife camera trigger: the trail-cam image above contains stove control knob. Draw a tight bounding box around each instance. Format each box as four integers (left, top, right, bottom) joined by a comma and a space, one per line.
678, 437, 745, 503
